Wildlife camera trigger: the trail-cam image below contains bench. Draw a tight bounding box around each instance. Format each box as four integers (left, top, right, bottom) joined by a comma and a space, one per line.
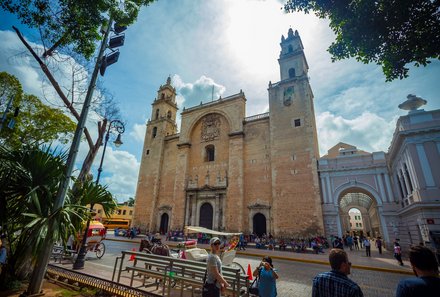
114, 251, 249, 297
51, 245, 77, 263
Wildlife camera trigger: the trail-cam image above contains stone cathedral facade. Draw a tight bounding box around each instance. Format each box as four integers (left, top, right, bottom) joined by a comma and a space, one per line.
133, 29, 325, 236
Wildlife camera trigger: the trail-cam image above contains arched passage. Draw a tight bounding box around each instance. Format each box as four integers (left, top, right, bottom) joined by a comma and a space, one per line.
159, 213, 169, 234
253, 213, 267, 236
338, 190, 383, 239
199, 203, 213, 229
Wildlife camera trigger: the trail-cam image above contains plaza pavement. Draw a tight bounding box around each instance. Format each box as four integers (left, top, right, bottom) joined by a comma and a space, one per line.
104, 234, 413, 275
51, 237, 412, 297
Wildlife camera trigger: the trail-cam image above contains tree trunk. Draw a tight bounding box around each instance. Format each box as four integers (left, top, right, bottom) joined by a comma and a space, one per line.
77, 119, 107, 182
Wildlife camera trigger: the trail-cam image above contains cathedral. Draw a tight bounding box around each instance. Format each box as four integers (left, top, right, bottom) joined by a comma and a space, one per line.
133, 28, 324, 237
133, 29, 440, 250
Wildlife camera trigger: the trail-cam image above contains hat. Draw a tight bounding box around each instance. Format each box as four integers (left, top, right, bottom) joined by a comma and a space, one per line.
210, 237, 221, 245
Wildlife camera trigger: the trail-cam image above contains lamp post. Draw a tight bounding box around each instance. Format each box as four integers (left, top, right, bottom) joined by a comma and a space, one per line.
73, 119, 125, 270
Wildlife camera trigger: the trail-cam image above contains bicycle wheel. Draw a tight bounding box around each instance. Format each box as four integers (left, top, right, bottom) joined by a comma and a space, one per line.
95, 242, 106, 259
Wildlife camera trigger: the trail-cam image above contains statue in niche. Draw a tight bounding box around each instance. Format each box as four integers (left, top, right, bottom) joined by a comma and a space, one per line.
201, 114, 221, 142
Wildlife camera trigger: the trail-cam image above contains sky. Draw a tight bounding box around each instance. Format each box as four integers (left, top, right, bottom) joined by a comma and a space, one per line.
1, 0, 439, 202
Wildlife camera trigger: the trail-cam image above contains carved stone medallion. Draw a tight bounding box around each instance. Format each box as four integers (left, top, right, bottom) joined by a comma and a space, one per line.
201, 114, 221, 142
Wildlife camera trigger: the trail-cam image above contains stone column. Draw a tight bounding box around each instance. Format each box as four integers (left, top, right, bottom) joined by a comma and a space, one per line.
377, 206, 390, 243
384, 174, 393, 203
376, 174, 386, 204
226, 132, 244, 232
173, 143, 191, 229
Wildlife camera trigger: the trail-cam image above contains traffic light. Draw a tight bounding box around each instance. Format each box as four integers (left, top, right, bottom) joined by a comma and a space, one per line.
99, 22, 127, 76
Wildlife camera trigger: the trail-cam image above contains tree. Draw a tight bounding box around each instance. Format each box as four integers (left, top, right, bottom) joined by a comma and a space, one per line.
284, 0, 440, 81
0, 72, 76, 150
0, 144, 116, 289
2, 0, 155, 182
127, 197, 135, 207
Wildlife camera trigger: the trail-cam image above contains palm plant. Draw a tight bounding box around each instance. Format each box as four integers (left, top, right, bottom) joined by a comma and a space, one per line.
0, 144, 117, 288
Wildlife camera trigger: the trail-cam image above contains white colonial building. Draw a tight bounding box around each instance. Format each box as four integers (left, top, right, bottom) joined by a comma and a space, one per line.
319, 95, 440, 251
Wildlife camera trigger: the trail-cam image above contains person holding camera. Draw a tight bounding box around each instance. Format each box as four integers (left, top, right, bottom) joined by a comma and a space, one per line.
252, 256, 279, 297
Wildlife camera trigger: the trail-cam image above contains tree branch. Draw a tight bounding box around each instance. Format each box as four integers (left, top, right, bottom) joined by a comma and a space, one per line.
42, 30, 70, 58
12, 26, 94, 149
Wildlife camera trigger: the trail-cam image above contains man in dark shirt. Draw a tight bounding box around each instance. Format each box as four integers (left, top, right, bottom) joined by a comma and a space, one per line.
313, 249, 363, 297
396, 245, 439, 297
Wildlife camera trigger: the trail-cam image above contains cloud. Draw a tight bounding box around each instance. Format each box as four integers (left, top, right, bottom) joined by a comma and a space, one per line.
317, 111, 398, 156
172, 74, 226, 108
98, 147, 141, 202
130, 123, 147, 143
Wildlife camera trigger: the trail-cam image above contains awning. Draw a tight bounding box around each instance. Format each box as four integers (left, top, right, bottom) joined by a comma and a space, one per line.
184, 226, 242, 236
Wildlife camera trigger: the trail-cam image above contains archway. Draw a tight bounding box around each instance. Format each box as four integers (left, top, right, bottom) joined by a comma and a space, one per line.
339, 191, 382, 239
253, 213, 267, 236
199, 203, 213, 229
159, 213, 169, 234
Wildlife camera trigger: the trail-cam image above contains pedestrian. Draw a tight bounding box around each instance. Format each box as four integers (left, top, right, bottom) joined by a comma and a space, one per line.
364, 238, 371, 257
203, 237, 229, 297
252, 256, 279, 297
0, 241, 7, 274
353, 236, 359, 250
359, 235, 364, 248
375, 237, 383, 254
312, 249, 363, 297
394, 241, 404, 266
346, 235, 353, 251
395, 245, 440, 297
335, 237, 344, 249
238, 234, 246, 251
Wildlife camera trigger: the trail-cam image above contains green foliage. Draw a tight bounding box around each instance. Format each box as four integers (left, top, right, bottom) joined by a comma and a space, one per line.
0, 144, 117, 286
284, 0, 440, 81
0, 72, 76, 149
1, 0, 156, 59
127, 197, 135, 206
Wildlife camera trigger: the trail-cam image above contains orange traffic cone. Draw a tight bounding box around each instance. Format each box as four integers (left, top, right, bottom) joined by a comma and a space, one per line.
129, 248, 136, 261
247, 264, 253, 280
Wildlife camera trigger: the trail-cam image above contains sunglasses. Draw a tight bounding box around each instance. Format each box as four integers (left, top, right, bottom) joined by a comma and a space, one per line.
213, 242, 221, 246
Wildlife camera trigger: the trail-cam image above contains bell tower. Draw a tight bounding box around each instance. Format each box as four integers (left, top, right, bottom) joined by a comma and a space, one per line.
278, 28, 309, 81
134, 76, 178, 231
268, 29, 324, 235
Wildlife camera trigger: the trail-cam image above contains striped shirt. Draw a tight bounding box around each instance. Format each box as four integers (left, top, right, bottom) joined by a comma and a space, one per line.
312, 270, 363, 297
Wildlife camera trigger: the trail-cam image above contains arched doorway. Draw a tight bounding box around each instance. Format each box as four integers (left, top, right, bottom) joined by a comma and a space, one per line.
199, 203, 213, 229
339, 191, 382, 238
253, 213, 267, 236
159, 213, 169, 234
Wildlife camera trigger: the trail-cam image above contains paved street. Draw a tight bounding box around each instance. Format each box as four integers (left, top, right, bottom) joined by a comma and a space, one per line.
52, 239, 410, 297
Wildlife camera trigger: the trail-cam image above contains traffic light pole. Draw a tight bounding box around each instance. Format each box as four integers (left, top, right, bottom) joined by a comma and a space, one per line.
25, 17, 113, 295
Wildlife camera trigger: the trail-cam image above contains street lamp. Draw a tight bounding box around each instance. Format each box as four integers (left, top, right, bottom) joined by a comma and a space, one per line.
73, 119, 125, 270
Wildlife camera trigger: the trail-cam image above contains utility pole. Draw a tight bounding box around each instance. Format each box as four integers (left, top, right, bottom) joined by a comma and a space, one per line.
25, 18, 113, 296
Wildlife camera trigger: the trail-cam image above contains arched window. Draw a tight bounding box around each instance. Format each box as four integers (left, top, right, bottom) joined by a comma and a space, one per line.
155, 109, 160, 120
288, 44, 293, 53
205, 145, 215, 162
160, 213, 169, 234
152, 127, 157, 138
167, 110, 172, 119
289, 68, 295, 78
161, 93, 165, 100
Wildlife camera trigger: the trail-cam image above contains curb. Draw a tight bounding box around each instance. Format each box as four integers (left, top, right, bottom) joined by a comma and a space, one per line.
104, 238, 413, 275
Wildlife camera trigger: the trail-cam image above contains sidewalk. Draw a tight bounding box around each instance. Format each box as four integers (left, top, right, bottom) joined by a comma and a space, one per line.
104, 234, 413, 275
